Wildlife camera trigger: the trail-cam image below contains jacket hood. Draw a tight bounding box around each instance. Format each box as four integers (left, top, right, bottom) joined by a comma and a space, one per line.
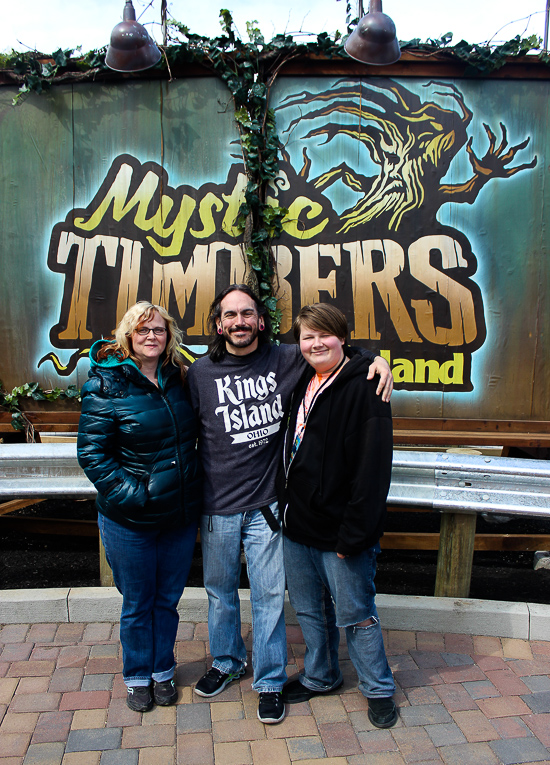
88, 339, 179, 390
89, 339, 137, 370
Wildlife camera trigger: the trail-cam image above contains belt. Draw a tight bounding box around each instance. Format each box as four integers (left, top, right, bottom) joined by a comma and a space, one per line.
260, 504, 280, 532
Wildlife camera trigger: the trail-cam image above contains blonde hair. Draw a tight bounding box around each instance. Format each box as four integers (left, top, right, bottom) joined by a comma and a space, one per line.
97, 302, 186, 379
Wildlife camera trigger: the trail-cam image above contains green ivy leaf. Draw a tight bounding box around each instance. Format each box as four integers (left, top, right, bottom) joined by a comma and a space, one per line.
52, 48, 73, 67
11, 413, 25, 432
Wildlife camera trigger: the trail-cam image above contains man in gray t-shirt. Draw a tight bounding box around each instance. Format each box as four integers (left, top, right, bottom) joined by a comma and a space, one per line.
186, 284, 392, 725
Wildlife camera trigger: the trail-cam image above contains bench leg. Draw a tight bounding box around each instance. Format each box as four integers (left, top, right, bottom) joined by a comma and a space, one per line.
99, 537, 114, 587
434, 512, 476, 598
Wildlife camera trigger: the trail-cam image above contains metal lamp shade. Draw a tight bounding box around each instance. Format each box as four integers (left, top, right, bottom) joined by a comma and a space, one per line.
344, 0, 401, 65
105, 0, 162, 72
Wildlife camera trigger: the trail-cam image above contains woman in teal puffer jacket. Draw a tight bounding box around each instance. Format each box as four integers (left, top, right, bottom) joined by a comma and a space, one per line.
77, 302, 201, 713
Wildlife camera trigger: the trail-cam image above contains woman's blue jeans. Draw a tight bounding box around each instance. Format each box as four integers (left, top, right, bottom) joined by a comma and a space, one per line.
284, 538, 395, 699
200, 504, 287, 693
99, 513, 198, 687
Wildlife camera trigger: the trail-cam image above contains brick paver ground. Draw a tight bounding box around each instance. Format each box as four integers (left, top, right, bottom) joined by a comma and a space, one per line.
0, 621, 549, 764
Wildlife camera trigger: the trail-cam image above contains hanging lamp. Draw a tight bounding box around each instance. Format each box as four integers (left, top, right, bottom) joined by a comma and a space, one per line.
106, 0, 162, 72
344, 0, 401, 65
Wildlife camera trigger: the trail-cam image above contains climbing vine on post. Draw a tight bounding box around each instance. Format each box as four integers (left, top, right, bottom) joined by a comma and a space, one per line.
167, 11, 309, 335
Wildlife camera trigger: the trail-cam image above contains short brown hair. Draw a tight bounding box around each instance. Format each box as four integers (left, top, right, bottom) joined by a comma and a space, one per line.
293, 303, 349, 343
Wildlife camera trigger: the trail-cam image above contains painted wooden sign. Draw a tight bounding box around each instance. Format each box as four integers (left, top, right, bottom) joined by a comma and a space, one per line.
0, 66, 547, 420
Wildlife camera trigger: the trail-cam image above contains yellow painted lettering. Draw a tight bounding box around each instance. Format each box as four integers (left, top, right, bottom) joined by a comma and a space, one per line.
147, 194, 197, 258
75, 164, 158, 232
221, 173, 247, 238
439, 353, 464, 384
415, 358, 441, 384
392, 358, 415, 383
190, 193, 224, 238
282, 197, 329, 239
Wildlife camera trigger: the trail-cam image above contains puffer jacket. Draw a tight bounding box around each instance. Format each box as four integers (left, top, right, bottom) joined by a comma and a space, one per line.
277, 347, 393, 556
77, 340, 202, 531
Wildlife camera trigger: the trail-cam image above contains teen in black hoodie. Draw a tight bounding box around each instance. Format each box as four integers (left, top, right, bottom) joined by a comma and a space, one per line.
278, 303, 397, 729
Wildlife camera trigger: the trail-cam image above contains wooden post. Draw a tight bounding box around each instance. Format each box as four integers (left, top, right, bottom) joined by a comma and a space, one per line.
99, 537, 115, 587
434, 512, 477, 598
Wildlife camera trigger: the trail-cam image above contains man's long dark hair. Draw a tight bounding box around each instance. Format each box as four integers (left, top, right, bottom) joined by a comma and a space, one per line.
207, 284, 272, 362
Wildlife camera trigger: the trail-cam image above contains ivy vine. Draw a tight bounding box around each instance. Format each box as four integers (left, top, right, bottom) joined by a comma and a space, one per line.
400, 32, 542, 75
166, 13, 289, 333
0, 381, 80, 436
165, 11, 346, 333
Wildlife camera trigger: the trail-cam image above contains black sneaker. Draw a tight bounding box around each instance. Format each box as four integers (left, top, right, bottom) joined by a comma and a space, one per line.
368, 697, 398, 728
282, 678, 343, 704
257, 691, 285, 724
153, 678, 178, 706
194, 666, 246, 698
126, 685, 153, 712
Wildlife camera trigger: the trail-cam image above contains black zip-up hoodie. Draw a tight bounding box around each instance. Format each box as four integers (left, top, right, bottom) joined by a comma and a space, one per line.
277, 347, 392, 556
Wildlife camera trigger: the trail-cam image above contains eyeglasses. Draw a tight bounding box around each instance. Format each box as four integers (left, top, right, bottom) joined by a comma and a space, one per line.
135, 327, 167, 336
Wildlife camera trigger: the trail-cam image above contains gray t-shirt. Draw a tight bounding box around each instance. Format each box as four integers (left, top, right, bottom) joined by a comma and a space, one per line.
187, 343, 306, 515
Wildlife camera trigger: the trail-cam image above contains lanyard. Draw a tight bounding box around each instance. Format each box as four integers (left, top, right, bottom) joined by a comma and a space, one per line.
301, 354, 346, 423
290, 354, 346, 465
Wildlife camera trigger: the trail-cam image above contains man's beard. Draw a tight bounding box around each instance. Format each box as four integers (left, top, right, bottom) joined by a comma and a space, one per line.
223, 324, 259, 350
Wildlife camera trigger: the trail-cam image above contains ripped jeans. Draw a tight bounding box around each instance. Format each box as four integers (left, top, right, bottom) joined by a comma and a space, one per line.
284, 539, 395, 698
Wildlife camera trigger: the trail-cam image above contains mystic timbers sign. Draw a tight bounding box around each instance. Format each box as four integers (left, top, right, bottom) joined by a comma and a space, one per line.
43, 77, 536, 392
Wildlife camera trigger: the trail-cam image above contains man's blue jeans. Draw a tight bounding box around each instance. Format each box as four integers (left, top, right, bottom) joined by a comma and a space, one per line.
284, 538, 395, 698
99, 513, 197, 687
200, 504, 287, 692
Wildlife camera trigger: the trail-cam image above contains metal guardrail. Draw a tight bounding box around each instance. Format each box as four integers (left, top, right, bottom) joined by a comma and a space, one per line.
388, 450, 550, 519
0, 443, 95, 498
1, 443, 550, 519
2, 442, 550, 597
